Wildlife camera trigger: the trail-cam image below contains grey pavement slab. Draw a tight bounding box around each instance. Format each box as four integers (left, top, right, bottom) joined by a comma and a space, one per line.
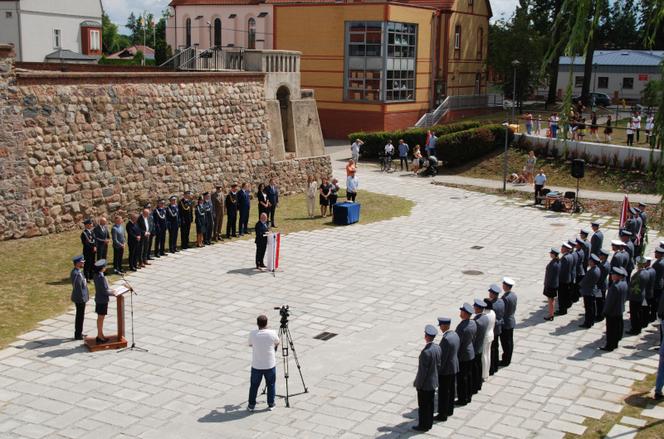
0, 149, 661, 438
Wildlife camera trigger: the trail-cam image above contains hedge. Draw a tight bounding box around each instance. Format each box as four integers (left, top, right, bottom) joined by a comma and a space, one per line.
436, 124, 514, 167
348, 121, 481, 159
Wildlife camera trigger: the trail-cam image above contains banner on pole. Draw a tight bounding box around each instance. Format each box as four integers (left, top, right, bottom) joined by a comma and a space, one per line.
267, 232, 281, 272
619, 195, 630, 229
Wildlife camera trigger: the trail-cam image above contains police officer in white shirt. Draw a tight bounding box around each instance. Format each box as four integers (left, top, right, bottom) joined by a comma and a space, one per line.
534, 169, 547, 205
248, 314, 280, 411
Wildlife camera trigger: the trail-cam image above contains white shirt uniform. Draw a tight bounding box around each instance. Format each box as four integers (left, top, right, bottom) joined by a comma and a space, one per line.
249, 329, 280, 370
482, 309, 496, 380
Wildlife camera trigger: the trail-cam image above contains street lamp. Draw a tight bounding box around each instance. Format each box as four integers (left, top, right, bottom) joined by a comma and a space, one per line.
503, 59, 519, 192
511, 59, 520, 123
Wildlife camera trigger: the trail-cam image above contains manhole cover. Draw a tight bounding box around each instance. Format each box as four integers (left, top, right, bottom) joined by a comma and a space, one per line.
450, 196, 461, 200
462, 270, 484, 276
313, 332, 337, 341
550, 223, 566, 227
471, 245, 484, 250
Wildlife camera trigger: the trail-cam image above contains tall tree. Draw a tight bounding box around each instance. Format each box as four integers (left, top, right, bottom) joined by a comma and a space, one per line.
532, 0, 565, 106
102, 12, 120, 54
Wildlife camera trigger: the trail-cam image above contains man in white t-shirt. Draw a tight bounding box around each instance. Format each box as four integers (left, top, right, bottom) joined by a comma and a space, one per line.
534, 169, 547, 205
248, 314, 280, 411
350, 139, 363, 165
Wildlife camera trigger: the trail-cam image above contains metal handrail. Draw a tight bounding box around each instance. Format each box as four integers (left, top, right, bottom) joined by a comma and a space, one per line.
159, 46, 194, 68
415, 96, 450, 128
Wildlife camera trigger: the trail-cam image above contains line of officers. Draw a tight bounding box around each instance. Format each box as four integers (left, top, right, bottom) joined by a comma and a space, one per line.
412, 278, 517, 432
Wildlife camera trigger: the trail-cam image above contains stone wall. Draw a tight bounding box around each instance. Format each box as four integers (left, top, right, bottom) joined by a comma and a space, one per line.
0, 47, 331, 240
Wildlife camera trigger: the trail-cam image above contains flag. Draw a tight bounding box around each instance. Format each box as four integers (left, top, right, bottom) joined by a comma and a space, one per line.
267, 232, 281, 272
619, 195, 630, 229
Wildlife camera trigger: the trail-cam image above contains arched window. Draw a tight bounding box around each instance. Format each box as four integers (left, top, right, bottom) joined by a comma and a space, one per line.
214, 18, 222, 47
185, 18, 192, 47
248, 18, 256, 49
477, 27, 483, 60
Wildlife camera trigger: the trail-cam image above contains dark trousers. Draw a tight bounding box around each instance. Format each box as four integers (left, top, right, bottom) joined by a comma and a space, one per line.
154, 230, 166, 256
558, 283, 571, 314
399, 156, 409, 170
605, 315, 621, 349
490, 336, 499, 375
168, 226, 179, 253
572, 277, 582, 302
652, 289, 662, 322
204, 218, 213, 244
534, 184, 543, 205
128, 240, 139, 269
437, 374, 455, 419
471, 354, 482, 393
96, 244, 108, 261
181, 221, 191, 249
456, 360, 473, 404
627, 133, 634, 146
636, 128, 640, 142
582, 296, 596, 327
141, 236, 151, 262
239, 209, 249, 235
256, 242, 267, 268
226, 211, 237, 237
500, 328, 514, 366
113, 245, 123, 272
74, 302, 85, 339
629, 300, 642, 334
416, 389, 435, 431
248, 367, 276, 408
640, 303, 651, 329
596, 293, 605, 322
347, 192, 357, 202
268, 205, 277, 226
83, 248, 95, 280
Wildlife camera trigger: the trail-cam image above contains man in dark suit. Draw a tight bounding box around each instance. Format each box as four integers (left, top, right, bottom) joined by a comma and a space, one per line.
579, 254, 601, 328
500, 277, 517, 367
455, 303, 476, 406
436, 317, 459, 423
126, 213, 141, 271
238, 182, 251, 236
488, 284, 504, 375
413, 324, 441, 432
166, 196, 180, 253
138, 208, 154, 267
212, 185, 224, 241
70, 255, 89, 340
601, 267, 628, 351
590, 221, 604, 255
203, 192, 214, 245
471, 299, 489, 394
226, 183, 239, 238
653, 247, 664, 326
93, 217, 110, 261
266, 178, 279, 227
80, 218, 96, 280
153, 199, 168, 257
178, 191, 193, 249
255, 213, 269, 270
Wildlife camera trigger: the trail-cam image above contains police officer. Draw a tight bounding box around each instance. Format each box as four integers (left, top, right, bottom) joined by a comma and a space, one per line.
93, 259, 115, 344
543, 247, 560, 321
568, 239, 580, 303
610, 240, 628, 273
601, 267, 628, 351
590, 221, 604, 256
203, 192, 214, 245
435, 317, 459, 422
642, 257, 655, 327
500, 277, 517, 367
471, 299, 489, 394
579, 254, 601, 328
178, 191, 194, 249
597, 249, 611, 322
413, 324, 441, 432
579, 229, 591, 265
226, 183, 239, 238
153, 199, 168, 257
166, 195, 180, 253
620, 230, 635, 277
627, 257, 650, 335
653, 247, 664, 324
455, 303, 476, 406
80, 218, 96, 280
557, 242, 574, 316
488, 284, 504, 375
574, 238, 587, 301
70, 255, 89, 340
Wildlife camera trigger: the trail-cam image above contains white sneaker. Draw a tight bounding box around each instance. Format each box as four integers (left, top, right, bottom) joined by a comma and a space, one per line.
247, 406, 255, 412
268, 405, 275, 411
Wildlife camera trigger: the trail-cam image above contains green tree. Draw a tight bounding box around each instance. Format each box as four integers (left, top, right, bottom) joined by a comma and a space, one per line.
102, 12, 120, 54
154, 16, 172, 65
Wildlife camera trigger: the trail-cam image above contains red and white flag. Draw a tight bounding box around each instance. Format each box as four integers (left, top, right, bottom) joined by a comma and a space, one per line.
619, 195, 630, 229
267, 232, 280, 272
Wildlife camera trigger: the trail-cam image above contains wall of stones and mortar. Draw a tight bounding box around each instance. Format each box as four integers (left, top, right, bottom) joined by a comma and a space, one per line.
0, 46, 332, 240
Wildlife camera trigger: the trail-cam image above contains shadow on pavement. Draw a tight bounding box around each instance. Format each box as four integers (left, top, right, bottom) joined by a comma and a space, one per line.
198, 404, 268, 423
226, 268, 266, 276
15, 338, 72, 350
38, 345, 88, 358
375, 409, 418, 438
515, 302, 549, 329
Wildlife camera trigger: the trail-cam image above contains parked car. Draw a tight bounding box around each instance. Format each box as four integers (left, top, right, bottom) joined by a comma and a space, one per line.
572, 92, 612, 107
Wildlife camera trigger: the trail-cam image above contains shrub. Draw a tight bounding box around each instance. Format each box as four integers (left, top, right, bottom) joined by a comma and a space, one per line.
633, 156, 644, 171
348, 121, 481, 159
434, 124, 513, 167
611, 153, 620, 169
623, 155, 634, 171
600, 153, 609, 167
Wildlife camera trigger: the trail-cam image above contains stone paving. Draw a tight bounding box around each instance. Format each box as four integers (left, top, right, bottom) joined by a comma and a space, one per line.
0, 149, 662, 439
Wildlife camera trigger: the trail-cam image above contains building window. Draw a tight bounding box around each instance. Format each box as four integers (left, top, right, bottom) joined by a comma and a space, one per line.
248, 18, 256, 49
597, 76, 608, 89
185, 18, 192, 47
214, 18, 222, 47
5, 11, 12, 18
90, 29, 100, 51
476, 27, 483, 60
622, 77, 634, 89
574, 76, 584, 87
454, 25, 461, 50
345, 21, 417, 102
53, 29, 61, 48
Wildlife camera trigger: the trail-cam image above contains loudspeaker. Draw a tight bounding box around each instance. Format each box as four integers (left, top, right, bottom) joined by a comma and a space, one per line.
571, 159, 585, 179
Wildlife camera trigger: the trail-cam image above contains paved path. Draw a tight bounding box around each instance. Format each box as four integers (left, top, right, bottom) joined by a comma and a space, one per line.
0, 150, 662, 439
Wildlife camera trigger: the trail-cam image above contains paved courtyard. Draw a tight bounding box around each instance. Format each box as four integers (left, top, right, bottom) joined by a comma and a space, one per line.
0, 150, 661, 439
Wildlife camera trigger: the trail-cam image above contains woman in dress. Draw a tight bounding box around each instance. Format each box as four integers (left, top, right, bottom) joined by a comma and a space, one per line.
306, 175, 318, 218
411, 145, 423, 174
604, 115, 613, 142
543, 247, 560, 321
93, 259, 115, 344
257, 183, 270, 219
195, 196, 206, 247
319, 177, 332, 217
524, 150, 536, 184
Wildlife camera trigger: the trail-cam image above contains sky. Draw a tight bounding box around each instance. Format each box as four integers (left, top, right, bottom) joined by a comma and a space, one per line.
102, 0, 519, 34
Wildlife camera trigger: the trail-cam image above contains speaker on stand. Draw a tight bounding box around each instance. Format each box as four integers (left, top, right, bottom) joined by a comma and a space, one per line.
571, 159, 585, 213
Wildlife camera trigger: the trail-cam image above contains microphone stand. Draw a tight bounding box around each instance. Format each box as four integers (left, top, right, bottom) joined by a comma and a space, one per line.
117, 273, 148, 353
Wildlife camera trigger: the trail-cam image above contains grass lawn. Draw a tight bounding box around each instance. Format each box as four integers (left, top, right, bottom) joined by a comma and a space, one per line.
0, 189, 413, 348
440, 146, 659, 195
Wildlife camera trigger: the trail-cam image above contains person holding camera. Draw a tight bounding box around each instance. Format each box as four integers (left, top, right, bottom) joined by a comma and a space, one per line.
248, 314, 280, 411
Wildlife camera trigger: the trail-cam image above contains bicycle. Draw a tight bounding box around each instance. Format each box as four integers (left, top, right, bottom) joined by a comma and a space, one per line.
380, 153, 393, 172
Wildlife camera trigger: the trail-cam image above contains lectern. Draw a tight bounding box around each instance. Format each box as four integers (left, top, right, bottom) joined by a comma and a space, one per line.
84, 286, 129, 352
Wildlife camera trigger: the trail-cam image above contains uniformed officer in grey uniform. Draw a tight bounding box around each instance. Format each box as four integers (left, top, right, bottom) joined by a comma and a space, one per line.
597, 249, 611, 322
413, 325, 441, 432
436, 317, 459, 422
455, 303, 477, 406
543, 247, 560, 321
601, 267, 628, 351
642, 257, 655, 327
627, 257, 651, 335
620, 230, 635, 279
579, 229, 591, 266
610, 240, 629, 287
653, 247, 664, 326
557, 242, 574, 316
500, 277, 517, 367
590, 221, 604, 256
70, 255, 89, 340
579, 254, 601, 328
632, 207, 644, 256
625, 207, 640, 238
488, 284, 504, 375
574, 238, 587, 301
568, 239, 580, 303
471, 299, 489, 394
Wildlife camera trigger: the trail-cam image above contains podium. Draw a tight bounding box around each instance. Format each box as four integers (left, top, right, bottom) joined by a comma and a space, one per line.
84, 286, 129, 352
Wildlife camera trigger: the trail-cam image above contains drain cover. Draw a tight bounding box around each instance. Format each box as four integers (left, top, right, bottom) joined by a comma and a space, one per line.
550, 223, 566, 227
471, 245, 484, 250
462, 270, 484, 276
450, 196, 461, 200
313, 332, 337, 341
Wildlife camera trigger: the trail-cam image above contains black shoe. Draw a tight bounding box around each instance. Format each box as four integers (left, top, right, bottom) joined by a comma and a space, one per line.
599, 346, 614, 352
130, 268, 137, 272
625, 330, 640, 336
96, 337, 105, 344
434, 415, 447, 422
411, 426, 428, 432
544, 316, 554, 321
655, 393, 664, 400
74, 335, 84, 340
499, 361, 510, 367
454, 400, 467, 406
579, 324, 591, 329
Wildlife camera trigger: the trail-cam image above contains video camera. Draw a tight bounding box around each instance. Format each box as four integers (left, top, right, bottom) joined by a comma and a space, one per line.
274, 305, 290, 328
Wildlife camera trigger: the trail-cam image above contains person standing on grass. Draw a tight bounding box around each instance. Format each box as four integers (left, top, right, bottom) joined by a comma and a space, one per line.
257, 183, 270, 220
80, 218, 96, 280
533, 169, 546, 205
306, 175, 318, 218
549, 113, 559, 138
195, 196, 207, 248
626, 120, 635, 146
111, 215, 126, 274
319, 176, 333, 217
329, 178, 340, 210
646, 114, 655, 146
633, 111, 642, 143
398, 139, 410, 171
70, 255, 89, 341
266, 178, 279, 228
247, 314, 279, 411
238, 183, 252, 237
178, 191, 193, 250
604, 115, 613, 142
93, 217, 110, 261
543, 248, 560, 321
347, 173, 359, 203
166, 196, 180, 253
590, 111, 599, 140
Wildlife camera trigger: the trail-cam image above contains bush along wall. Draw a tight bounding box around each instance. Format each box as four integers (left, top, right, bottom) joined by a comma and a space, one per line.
348, 121, 481, 159
436, 124, 513, 167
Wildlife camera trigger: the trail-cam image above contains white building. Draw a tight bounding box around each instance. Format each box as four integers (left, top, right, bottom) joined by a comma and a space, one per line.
557, 50, 664, 102
0, 0, 103, 62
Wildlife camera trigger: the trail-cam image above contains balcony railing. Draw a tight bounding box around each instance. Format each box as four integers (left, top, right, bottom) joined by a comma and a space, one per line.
160, 47, 300, 73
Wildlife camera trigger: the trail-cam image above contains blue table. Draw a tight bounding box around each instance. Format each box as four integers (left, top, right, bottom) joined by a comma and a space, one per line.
333, 202, 361, 225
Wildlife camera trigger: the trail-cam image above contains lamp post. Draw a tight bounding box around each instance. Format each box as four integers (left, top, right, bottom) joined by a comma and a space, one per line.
503, 59, 519, 192
511, 59, 520, 123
